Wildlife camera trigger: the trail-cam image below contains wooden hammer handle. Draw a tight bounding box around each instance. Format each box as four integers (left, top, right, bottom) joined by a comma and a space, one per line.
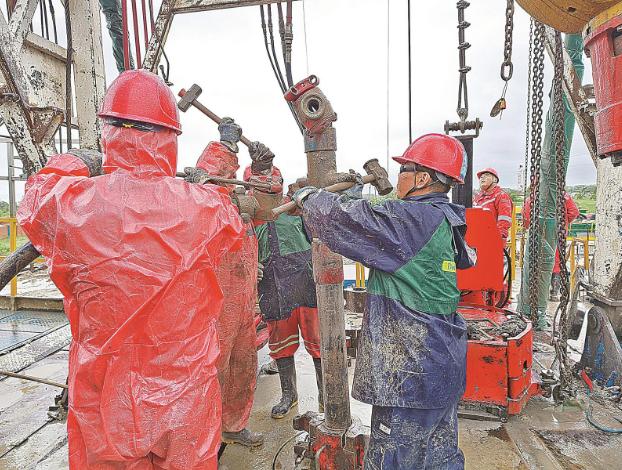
179, 89, 252, 147
271, 174, 376, 217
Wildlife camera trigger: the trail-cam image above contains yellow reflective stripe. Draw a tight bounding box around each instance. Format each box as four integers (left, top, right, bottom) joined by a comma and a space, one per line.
270, 339, 300, 354
269, 334, 299, 347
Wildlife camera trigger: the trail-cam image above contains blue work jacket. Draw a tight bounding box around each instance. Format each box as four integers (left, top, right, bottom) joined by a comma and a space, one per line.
302, 191, 474, 409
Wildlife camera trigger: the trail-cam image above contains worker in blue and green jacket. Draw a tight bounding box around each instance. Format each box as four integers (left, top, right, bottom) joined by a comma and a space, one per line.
293, 133, 475, 470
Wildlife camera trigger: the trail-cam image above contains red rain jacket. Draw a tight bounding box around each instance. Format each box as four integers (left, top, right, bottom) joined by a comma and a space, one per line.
523, 192, 580, 273
18, 124, 244, 469
473, 185, 514, 241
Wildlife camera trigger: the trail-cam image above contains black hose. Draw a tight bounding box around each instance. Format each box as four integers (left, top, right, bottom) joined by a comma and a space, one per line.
260, 5, 304, 133
496, 248, 512, 308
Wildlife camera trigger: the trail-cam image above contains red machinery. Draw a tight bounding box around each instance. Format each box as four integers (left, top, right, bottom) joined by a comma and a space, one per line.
584, 12, 622, 166
458, 208, 541, 420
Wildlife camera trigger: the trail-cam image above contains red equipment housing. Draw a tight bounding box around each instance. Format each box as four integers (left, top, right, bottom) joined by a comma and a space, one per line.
584, 14, 622, 165
458, 208, 540, 419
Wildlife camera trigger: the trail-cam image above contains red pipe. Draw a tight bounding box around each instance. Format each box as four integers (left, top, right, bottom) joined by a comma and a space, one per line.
148, 0, 155, 32
121, 0, 131, 70
141, 0, 149, 53
131, 0, 142, 67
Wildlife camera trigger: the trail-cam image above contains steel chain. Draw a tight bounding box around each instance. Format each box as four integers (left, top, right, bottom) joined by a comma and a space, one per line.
526, 21, 546, 324
500, 0, 515, 81
522, 19, 534, 204
456, 0, 472, 122
551, 31, 573, 397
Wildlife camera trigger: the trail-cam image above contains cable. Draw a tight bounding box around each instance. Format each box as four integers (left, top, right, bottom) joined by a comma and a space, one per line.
267, 5, 287, 92
407, 0, 412, 144
272, 431, 305, 470
585, 388, 622, 433
496, 248, 512, 309
259, 5, 303, 133
302, 0, 310, 75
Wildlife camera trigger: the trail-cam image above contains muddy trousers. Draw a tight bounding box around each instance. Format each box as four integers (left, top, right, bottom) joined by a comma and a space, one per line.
364, 402, 464, 470
267, 306, 321, 359
216, 303, 258, 433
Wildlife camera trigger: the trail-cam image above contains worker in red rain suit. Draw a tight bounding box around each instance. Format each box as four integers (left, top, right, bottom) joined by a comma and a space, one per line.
523, 191, 580, 300
473, 168, 514, 243
185, 127, 263, 449
17, 70, 244, 470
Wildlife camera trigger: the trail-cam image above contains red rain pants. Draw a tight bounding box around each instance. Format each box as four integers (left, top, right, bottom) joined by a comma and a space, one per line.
267, 306, 321, 359
215, 222, 259, 432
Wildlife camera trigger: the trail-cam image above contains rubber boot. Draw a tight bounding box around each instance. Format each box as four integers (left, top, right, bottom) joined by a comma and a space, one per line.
221, 428, 264, 448
535, 309, 548, 332
313, 358, 324, 413
271, 356, 298, 419
549, 273, 561, 302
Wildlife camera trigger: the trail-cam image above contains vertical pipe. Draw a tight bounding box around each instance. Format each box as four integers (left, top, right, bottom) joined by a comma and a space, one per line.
569, 238, 576, 285
9, 220, 17, 299
131, 0, 142, 66
312, 242, 351, 431
451, 137, 473, 207
7, 143, 16, 218
583, 238, 589, 270
141, 0, 149, 53
121, 0, 131, 70
305, 120, 352, 432
510, 206, 517, 283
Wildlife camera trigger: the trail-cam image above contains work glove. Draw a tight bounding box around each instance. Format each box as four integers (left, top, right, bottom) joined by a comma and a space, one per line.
257, 262, 264, 282
249, 141, 276, 174
287, 177, 309, 198
292, 186, 319, 209
218, 117, 242, 153
183, 166, 210, 184
340, 170, 364, 201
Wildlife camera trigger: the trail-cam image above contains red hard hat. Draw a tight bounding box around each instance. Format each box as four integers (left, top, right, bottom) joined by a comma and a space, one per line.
393, 133, 467, 184
476, 167, 499, 181
98, 70, 182, 134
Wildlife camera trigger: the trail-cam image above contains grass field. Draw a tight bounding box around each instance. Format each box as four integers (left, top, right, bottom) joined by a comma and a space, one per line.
574, 198, 596, 213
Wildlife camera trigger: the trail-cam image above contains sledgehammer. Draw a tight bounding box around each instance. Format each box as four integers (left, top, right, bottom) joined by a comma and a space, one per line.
177, 85, 253, 148
271, 158, 392, 217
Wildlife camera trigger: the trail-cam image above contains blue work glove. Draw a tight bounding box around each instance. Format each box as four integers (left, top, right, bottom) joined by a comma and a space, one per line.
340, 170, 364, 201
218, 117, 242, 153
293, 186, 319, 209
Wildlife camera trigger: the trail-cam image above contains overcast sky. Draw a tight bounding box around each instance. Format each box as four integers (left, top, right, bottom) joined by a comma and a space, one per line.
0, 0, 598, 202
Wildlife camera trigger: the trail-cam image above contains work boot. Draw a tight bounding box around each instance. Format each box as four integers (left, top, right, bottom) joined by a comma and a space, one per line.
271, 356, 298, 419
549, 273, 561, 302
221, 429, 264, 448
313, 357, 325, 413
536, 309, 549, 332
261, 359, 279, 375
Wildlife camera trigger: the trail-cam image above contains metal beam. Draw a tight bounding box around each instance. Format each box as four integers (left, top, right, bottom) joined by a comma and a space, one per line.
173, 0, 296, 14
67, 0, 106, 150
0, 10, 47, 175
544, 26, 597, 165
8, 0, 38, 48
143, 0, 176, 72
143, 0, 297, 71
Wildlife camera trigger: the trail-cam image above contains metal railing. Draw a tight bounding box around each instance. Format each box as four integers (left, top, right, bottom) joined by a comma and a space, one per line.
0, 217, 44, 299
510, 206, 594, 287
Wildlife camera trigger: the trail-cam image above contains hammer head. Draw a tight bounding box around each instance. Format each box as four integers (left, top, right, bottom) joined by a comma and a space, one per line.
177, 84, 202, 112
363, 158, 393, 196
